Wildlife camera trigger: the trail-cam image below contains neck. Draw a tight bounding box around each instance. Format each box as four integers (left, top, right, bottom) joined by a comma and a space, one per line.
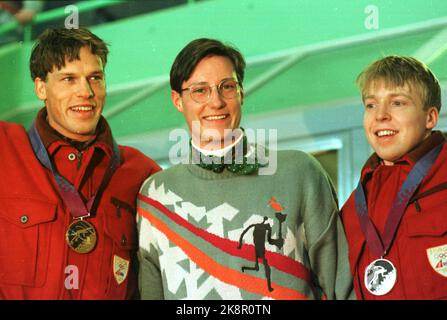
192, 131, 244, 157
47, 118, 95, 143
383, 160, 395, 166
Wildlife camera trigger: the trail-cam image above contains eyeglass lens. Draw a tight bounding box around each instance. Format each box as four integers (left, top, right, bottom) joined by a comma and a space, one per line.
189, 79, 239, 103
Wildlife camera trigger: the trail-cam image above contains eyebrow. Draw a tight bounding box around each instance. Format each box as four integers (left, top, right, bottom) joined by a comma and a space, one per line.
363, 93, 414, 101
188, 77, 236, 86
89, 70, 104, 75
56, 70, 104, 77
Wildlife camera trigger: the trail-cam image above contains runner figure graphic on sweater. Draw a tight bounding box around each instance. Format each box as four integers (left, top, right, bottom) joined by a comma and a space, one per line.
237, 197, 286, 292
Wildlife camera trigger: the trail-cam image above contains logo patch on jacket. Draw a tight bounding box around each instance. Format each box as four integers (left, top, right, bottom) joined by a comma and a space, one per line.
113, 255, 130, 285
426, 244, 447, 277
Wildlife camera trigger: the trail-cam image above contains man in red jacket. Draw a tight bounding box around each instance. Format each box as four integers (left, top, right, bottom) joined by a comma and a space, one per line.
0, 27, 161, 299
341, 55, 447, 299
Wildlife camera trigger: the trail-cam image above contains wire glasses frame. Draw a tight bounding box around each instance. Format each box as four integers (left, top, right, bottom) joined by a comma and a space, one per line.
180, 78, 241, 103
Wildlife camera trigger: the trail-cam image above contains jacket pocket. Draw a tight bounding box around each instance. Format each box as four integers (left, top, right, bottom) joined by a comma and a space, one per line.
404, 208, 447, 299
406, 208, 447, 237
0, 197, 56, 286
101, 203, 137, 298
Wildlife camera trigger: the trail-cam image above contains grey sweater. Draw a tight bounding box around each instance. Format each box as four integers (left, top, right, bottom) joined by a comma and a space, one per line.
137, 148, 354, 300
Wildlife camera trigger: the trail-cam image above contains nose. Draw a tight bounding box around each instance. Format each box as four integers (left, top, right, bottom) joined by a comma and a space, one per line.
208, 85, 225, 109
77, 78, 94, 98
375, 104, 391, 121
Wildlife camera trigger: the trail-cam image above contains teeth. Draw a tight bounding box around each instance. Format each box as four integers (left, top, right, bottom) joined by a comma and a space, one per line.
377, 130, 397, 137
205, 115, 227, 120
71, 106, 93, 111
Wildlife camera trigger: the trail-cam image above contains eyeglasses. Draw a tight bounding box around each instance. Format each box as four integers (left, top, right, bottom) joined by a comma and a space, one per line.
181, 79, 241, 103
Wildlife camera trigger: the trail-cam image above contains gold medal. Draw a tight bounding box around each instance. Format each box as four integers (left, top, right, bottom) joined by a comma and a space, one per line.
66, 219, 97, 254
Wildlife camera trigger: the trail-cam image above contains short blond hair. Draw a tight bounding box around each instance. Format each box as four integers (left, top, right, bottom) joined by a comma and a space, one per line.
357, 56, 441, 111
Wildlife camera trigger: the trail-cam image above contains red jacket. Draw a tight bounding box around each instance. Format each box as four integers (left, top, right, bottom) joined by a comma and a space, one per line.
341, 132, 447, 299
0, 110, 161, 299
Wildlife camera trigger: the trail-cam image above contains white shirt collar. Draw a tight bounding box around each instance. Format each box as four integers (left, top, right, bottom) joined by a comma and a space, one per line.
191, 131, 244, 158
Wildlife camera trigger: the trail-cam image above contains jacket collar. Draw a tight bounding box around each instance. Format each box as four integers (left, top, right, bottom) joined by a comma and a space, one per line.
34, 107, 114, 157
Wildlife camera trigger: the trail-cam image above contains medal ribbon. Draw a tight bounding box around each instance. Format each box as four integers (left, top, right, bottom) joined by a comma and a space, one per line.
28, 122, 121, 219
355, 142, 443, 257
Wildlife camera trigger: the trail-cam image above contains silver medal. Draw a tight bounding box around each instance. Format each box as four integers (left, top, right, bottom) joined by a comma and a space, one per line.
364, 258, 397, 296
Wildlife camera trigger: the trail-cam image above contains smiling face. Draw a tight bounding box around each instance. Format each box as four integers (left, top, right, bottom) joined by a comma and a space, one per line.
171, 55, 243, 150
363, 79, 438, 165
34, 46, 106, 142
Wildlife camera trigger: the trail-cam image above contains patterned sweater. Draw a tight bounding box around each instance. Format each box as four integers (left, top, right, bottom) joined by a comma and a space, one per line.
137, 149, 354, 300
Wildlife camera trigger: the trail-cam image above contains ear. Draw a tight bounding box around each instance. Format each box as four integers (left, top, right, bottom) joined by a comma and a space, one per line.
171, 90, 183, 113
34, 77, 47, 101
426, 106, 439, 130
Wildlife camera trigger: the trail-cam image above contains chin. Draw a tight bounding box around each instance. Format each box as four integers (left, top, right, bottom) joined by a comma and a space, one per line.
73, 127, 96, 136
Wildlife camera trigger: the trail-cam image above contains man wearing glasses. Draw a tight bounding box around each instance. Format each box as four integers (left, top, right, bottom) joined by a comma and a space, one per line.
136, 38, 354, 300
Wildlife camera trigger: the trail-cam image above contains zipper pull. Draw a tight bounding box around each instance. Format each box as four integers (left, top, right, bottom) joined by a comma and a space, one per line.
76, 151, 83, 170
414, 199, 421, 212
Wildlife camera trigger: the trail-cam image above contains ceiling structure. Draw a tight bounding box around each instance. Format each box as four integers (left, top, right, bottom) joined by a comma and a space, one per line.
1, 0, 446, 160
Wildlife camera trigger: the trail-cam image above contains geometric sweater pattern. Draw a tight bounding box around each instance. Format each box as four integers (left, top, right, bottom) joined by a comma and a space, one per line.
137, 149, 354, 300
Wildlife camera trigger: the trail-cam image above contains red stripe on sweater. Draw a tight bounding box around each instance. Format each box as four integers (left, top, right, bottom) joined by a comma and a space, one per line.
138, 193, 313, 285
139, 206, 309, 299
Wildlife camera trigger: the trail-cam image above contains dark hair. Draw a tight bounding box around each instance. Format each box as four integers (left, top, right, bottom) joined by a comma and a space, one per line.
357, 55, 441, 111
170, 38, 246, 93
30, 27, 109, 81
